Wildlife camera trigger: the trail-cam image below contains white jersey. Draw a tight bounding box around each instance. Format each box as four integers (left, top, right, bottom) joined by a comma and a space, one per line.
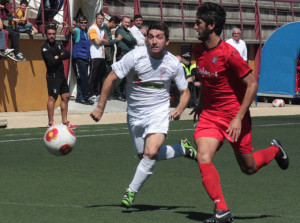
112, 46, 188, 117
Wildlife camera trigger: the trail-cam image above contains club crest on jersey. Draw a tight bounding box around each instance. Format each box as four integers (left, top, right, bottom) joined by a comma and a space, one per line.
212, 55, 218, 64
159, 67, 166, 79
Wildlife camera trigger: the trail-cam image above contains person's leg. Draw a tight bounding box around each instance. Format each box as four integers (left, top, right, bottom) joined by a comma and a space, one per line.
7, 28, 20, 54
47, 95, 57, 124
234, 141, 288, 174
0, 32, 5, 51
74, 59, 83, 101
3, 29, 9, 49
60, 92, 70, 124
196, 137, 229, 211
89, 58, 101, 98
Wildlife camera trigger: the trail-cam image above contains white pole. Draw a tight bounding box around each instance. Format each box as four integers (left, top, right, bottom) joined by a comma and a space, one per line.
99, 0, 103, 12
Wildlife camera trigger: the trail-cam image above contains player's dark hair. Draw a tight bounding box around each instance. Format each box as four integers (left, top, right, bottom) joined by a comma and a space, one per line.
46, 23, 57, 32
20, 0, 28, 6
147, 22, 169, 40
133, 14, 142, 21
196, 2, 226, 36
95, 11, 104, 18
109, 16, 121, 24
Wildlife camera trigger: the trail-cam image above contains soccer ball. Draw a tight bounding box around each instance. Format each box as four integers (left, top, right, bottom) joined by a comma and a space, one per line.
43, 124, 76, 156
272, 99, 285, 107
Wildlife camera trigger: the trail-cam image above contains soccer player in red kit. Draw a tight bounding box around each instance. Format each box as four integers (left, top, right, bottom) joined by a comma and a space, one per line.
192, 2, 289, 223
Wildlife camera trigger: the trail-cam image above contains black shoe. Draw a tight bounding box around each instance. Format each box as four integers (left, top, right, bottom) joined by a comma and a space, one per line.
117, 96, 126, 102
271, 139, 289, 170
85, 99, 95, 105
75, 99, 89, 105
204, 210, 234, 223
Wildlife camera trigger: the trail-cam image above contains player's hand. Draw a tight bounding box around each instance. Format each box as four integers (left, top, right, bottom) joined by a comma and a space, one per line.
90, 108, 104, 122
170, 110, 181, 120
226, 117, 242, 142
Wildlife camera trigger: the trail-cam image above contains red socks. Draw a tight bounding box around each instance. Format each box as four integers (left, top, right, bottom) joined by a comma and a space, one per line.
253, 145, 279, 171
199, 163, 228, 211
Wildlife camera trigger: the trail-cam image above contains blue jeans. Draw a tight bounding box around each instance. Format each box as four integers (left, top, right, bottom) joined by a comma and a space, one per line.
17, 23, 33, 33
74, 58, 89, 101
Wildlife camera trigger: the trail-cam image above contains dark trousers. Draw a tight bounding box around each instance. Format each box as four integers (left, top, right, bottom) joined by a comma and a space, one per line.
6, 27, 20, 53
74, 58, 89, 101
89, 58, 106, 97
113, 48, 128, 98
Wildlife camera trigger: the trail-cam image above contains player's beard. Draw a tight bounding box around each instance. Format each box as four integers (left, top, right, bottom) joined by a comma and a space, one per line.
198, 27, 212, 42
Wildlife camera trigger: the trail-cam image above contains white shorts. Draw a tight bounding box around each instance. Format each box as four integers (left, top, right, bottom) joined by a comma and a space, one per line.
127, 112, 169, 154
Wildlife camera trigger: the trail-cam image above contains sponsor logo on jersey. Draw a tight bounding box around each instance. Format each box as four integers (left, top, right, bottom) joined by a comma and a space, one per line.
197, 67, 218, 78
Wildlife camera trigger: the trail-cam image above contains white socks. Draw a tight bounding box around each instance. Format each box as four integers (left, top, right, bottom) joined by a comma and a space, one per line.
129, 156, 156, 193
157, 144, 185, 161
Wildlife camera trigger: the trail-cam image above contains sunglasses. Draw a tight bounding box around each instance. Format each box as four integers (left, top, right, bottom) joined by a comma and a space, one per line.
80, 22, 88, 24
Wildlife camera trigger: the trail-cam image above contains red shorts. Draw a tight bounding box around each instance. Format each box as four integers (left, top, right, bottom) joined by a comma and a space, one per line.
193, 113, 253, 153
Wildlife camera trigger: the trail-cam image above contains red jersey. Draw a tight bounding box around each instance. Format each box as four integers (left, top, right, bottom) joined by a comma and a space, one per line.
193, 40, 252, 118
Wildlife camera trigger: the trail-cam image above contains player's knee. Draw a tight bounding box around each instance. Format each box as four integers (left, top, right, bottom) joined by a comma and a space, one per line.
144, 150, 158, 160
196, 152, 212, 164
241, 166, 256, 175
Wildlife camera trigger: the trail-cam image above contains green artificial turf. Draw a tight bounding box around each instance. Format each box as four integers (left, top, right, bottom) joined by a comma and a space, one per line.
0, 116, 299, 223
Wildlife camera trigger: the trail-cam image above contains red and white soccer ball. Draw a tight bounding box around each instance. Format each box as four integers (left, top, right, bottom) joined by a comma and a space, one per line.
43, 124, 76, 156
272, 99, 285, 107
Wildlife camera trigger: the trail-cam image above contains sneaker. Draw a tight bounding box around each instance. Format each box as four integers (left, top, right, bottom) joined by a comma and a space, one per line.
204, 210, 234, 223
64, 121, 77, 129
95, 95, 100, 102
6, 52, 19, 62
3, 48, 14, 56
47, 122, 57, 128
15, 52, 26, 62
121, 188, 135, 208
75, 99, 90, 105
86, 99, 95, 105
181, 138, 197, 160
88, 95, 97, 102
271, 139, 289, 170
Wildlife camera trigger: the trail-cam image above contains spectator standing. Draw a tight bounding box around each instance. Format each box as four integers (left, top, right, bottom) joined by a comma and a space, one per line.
73, 16, 94, 105
181, 52, 197, 108
226, 27, 247, 62
113, 16, 137, 101
0, 0, 26, 61
41, 23, 76, 129
129, 14, 146, 48
88, 12, 108, 102
13, 0, 38, 34
102, 16, 122, 80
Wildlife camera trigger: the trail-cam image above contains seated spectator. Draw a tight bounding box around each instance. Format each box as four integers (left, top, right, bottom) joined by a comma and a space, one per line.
36, 0, 64, 26
0, 0, 26, 61
0, 17, 14, 59
13, 0, 38, 34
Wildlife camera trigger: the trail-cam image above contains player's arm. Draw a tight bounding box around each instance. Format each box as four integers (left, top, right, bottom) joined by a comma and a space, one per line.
227, 72, 258, 142
170, 87, 191, 120
90, 71, 119, 122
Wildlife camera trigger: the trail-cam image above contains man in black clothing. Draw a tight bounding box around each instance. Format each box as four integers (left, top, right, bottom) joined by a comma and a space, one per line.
41, 23, 76, 129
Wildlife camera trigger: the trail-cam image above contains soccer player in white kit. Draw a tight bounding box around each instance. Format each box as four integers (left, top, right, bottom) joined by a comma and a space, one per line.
90, 22, 196, 208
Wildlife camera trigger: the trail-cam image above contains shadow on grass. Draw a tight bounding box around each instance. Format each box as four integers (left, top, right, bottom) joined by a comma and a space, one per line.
176, 211, 277, 221
85, 204, 194, 213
